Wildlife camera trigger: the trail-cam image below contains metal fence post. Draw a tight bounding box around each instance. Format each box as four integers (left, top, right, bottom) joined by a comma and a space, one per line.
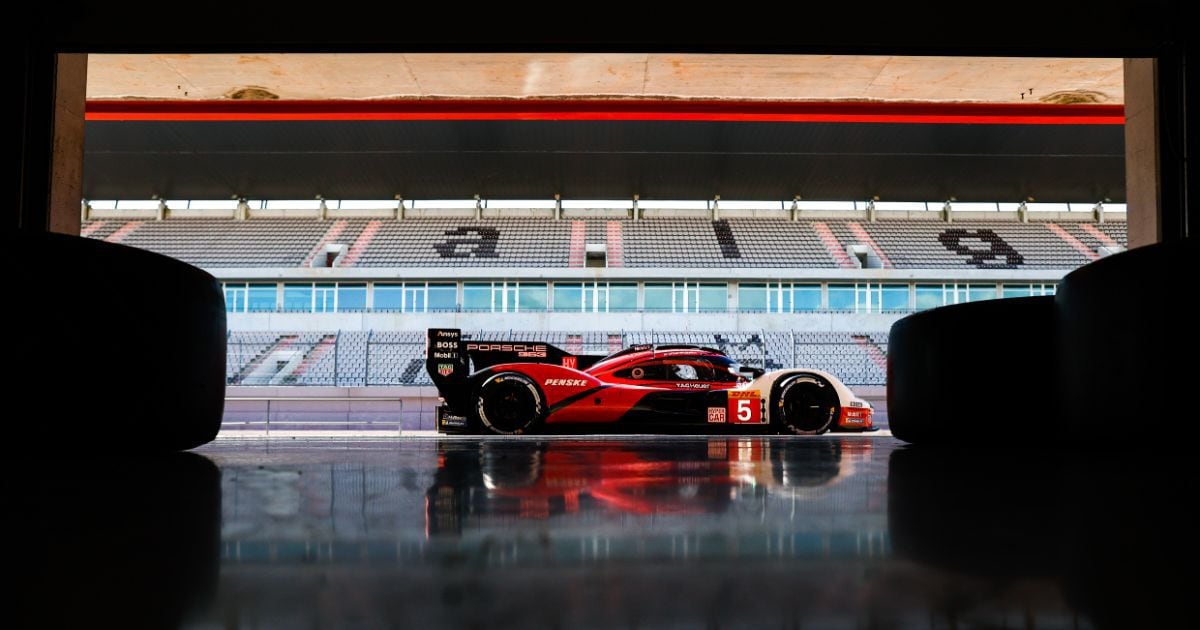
791, 330, 797, 369
365, 329, 373, 387
760, 328, 766, 369
333, 329, 341, 387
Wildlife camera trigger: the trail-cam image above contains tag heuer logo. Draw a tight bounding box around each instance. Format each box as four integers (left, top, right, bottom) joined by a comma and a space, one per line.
437, 363, 455, 377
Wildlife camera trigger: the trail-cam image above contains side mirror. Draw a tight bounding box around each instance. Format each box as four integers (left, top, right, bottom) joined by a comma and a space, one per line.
739, 366, 765, 379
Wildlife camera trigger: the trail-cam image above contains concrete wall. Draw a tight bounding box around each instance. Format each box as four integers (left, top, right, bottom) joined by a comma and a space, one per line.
223, 385, 440, 431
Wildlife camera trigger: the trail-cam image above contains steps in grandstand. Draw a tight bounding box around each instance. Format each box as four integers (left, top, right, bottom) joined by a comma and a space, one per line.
289, 335, 337, 380
301, 220, 349, 267
80, 221, 107, 238
340, 220, 383, 267
606, 221, 625, 267
852, 335, 889, 372
568, 221, 587, 267
103, 220, 144, 244
400, 358, 425, 383
846, 221, 894, 268
812, 221, 859, 268
1045, 222, 1100, 261
235, 334, 296, 384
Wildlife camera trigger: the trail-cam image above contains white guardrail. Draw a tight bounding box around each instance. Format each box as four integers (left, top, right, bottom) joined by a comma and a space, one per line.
222, 396, 405, 436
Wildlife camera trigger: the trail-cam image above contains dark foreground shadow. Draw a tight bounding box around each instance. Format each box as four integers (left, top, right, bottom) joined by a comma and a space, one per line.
11, 451, 221, 629
889, 445, 1193, 629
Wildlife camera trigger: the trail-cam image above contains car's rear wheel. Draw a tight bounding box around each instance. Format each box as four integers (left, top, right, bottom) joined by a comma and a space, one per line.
774, 374, 839, 435
474, 372, 546, 435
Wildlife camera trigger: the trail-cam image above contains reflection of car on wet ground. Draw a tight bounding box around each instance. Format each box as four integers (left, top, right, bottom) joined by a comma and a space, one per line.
426, 328, 873, 435
426, 438, 857, 535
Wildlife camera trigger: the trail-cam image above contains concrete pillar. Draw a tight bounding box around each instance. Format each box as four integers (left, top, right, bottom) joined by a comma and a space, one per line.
156, 198, 167, 221
632, 194, 639, 221
318, 198, 328, 220
48, 53, 87, 236
474, 194, 481, 220
1124, 59, 1160, 247
236, 198, 249, 221
396, 197, 404, 220
712, 195, 720, 220
866, 199, 877, 222
80, 199, 90, 223
791, 196, 800, 221
1093, 202, 1105, 224
941, 201, 953, 223
1017, 201, 1028, 223
554, 193, 561, 220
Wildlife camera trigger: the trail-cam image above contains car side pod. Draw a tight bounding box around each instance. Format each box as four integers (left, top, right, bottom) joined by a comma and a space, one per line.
14, 230, 226, 452
1056, 237, 1194, 438
887, 295, 1057, 445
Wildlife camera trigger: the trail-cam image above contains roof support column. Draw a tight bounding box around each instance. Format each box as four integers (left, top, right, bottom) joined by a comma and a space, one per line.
21, 53, 87, 234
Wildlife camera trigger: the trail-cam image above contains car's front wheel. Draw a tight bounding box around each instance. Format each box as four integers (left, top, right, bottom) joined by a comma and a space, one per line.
474, 372, 547, 435
774, 374, 839, 435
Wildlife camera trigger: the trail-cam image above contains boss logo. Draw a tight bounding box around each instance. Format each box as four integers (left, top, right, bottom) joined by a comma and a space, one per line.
544, 379, 588, 387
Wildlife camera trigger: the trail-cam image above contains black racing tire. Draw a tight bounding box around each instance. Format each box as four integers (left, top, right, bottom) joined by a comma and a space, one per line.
774, 374, 839, 435
473, 372, 547, 435
888, 296, 1055, 445
1056, 238, 1193, 438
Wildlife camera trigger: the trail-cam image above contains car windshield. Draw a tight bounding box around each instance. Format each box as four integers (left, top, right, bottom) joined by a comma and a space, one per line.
699, 355, 749, 383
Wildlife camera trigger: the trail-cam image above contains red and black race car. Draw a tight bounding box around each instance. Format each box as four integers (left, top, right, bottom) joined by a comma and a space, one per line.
426, 328, 873, 435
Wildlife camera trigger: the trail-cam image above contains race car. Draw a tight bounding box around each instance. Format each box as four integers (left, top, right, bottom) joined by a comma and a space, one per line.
426, 328, 873, 435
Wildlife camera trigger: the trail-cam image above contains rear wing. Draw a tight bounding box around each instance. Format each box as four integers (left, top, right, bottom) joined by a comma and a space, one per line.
426, 328, 604, 391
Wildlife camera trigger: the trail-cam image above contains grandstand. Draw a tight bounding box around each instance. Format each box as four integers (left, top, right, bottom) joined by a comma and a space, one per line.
226, 329, 888, 387
88, 200, 1121, 417
82, 212, 1126, 270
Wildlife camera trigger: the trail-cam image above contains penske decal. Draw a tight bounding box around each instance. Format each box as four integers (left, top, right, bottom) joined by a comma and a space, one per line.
544, 378, 589, 387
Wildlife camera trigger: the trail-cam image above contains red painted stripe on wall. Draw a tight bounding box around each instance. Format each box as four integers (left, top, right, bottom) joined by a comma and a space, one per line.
86, 99, 1125, 125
